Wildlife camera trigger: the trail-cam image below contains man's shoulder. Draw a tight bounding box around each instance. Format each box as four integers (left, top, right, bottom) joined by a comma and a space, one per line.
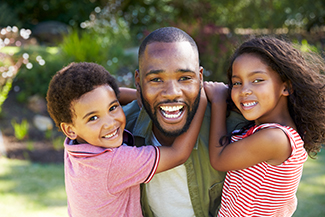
123, 100, 141, 131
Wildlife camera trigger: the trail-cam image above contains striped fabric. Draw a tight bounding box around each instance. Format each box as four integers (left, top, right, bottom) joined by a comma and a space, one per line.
218, 123, 308, 217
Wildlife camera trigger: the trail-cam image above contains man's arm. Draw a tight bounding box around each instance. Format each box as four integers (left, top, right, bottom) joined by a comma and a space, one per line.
155, 87, 207, 173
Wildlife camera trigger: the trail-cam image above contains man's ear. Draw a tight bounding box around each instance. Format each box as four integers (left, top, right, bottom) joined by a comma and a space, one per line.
199, 66, 204, 86
61, 123, 77, 140
135, 69, 140, 92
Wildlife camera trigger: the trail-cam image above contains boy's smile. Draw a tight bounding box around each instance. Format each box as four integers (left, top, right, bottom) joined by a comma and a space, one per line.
63, 85, 126, 148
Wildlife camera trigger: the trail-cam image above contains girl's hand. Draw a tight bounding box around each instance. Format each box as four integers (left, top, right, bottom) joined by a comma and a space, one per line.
203, 81, 228, 104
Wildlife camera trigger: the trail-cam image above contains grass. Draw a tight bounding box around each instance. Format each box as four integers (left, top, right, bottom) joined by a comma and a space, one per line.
293, 148, 325, 217
0, 157, 67, 217
0, 149, 324, 217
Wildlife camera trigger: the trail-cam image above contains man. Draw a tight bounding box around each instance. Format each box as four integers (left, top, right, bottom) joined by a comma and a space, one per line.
123, 27, 246, 217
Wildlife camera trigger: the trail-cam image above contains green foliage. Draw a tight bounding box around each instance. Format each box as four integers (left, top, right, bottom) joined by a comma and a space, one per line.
59, 27, 137, 79
52, 136, 65, 151
11, 119, 29, 140
0, 78, 12, 114
13, 46, 68, 102
59, 30, 109, 65
0, 2, 21, 27
1, 0, 104, 29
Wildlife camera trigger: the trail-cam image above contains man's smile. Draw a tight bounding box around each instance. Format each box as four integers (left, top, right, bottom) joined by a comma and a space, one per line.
160, 105, 184, 119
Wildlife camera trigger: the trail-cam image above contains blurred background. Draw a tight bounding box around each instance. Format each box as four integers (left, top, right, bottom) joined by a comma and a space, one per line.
0, 0, 324, 216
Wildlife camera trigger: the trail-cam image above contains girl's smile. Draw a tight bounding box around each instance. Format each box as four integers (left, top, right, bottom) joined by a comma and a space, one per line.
231, 53, 290, 125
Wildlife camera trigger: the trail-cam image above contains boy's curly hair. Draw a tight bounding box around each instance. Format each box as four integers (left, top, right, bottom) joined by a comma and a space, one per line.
227, 36, 325, 156
46, 62, 119, 131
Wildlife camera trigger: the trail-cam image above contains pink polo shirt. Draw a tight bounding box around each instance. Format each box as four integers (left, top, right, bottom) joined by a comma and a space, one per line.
64, 132, 159, 217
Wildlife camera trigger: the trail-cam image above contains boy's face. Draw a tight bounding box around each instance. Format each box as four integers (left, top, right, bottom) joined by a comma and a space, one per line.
61, 85, 126, 148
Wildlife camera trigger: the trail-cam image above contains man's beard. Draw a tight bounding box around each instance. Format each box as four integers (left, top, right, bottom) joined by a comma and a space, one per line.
140, 87, 201, 137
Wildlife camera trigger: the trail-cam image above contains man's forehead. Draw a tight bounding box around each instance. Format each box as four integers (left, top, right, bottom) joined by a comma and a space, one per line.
145, 41, 196, 55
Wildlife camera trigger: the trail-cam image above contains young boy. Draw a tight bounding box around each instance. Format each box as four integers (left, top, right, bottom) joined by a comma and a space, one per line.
46, 62, 206, 217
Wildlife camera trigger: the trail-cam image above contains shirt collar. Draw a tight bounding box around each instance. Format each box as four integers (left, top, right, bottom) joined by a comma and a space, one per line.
65, 130, 134, 158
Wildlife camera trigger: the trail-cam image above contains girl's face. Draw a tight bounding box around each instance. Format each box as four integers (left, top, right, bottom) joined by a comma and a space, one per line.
62, 85, 126, 148
231, 53, 289, 125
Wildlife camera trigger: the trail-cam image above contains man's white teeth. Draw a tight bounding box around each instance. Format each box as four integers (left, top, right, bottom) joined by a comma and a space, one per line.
160, 105, 183, 119
104, 130, 117, 138
160, 105, 183, 112
243, 102, 257, 107
163, 112, 181, 119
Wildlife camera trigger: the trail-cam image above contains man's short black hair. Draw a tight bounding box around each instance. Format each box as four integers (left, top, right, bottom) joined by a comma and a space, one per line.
138, 27, 199, 61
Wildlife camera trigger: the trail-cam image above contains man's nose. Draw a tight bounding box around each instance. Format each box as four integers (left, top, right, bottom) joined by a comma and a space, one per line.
161, 80, 182, 99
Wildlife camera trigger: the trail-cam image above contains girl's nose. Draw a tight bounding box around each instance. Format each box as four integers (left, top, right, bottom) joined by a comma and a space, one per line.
241, 85, 253, 96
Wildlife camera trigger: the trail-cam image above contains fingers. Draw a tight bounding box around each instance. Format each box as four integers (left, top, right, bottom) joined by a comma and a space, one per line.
203, 81, 229, 103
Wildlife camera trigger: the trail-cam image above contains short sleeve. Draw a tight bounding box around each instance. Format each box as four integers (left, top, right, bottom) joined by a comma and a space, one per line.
107, 145, 159, 194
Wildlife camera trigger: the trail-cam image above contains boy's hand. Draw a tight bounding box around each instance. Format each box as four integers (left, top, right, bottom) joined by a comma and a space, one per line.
203, 81, 228, 104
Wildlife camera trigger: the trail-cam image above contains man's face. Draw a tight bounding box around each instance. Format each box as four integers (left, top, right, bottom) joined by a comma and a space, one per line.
136, 41, 203, 138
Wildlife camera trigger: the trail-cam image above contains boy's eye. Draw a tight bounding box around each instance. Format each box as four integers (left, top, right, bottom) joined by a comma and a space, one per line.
232, 81, 241, 86
89, 116, 98, 121
109, 104, 119, 111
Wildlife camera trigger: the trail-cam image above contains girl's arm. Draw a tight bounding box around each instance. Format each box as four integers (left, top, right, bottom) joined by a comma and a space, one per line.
118, 87, 137, 105
155, 87, 207, 173
205, 82, 291, 172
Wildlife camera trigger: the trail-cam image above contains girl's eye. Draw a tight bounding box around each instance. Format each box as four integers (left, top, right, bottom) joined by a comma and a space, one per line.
89, 116, 98, 122
232, 81, 241, 86
253, 79, 263, 83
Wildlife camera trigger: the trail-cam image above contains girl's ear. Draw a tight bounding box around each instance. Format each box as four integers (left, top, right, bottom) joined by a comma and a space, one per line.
61, 122, 77, 140
282, 81, 292, 96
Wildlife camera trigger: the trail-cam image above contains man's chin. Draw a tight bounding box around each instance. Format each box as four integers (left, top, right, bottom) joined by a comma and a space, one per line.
156, 123, 189, 137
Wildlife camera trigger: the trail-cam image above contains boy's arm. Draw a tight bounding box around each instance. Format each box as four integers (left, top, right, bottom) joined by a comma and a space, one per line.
204, 81, 228, 171
155, 87, 207, 173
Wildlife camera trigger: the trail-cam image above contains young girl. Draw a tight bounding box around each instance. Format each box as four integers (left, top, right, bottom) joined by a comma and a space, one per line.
205, 37, 325, 217
46, 62, 207, 217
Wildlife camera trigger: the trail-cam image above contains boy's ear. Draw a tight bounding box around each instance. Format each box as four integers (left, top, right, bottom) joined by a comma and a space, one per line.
61, 123, 77, 140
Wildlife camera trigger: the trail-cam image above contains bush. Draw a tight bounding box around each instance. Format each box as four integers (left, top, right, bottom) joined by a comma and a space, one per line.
13, 46, 68, 102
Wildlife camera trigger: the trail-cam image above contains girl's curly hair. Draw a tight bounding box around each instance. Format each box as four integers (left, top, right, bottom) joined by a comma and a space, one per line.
227, 36, 325, 156
46, 62, 119, 131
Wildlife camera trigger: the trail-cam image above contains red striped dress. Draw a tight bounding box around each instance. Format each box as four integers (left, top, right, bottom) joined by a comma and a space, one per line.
218, 123, 308, 217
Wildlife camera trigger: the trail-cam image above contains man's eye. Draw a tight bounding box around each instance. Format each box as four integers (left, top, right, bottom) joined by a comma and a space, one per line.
179, 76, 191, 81
150, 78, 162, 82
89, 116, 98, 121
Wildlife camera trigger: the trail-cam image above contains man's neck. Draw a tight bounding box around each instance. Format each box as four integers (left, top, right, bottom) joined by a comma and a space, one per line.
152, 125, 176, 147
